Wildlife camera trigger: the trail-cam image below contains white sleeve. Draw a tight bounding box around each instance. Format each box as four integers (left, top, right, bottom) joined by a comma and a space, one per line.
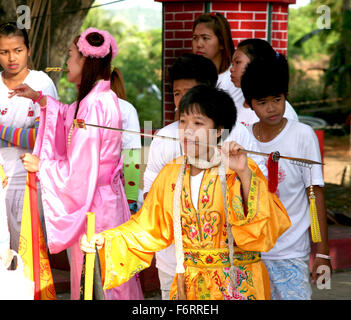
143, 136, 181, 194
41, 74, 59, 100
121, 102, 141, 150
284, 100, 298, 121
300, 126, 324, 188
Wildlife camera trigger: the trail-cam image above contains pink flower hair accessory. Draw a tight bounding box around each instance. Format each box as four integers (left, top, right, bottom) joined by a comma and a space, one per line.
77, 27, 118, 59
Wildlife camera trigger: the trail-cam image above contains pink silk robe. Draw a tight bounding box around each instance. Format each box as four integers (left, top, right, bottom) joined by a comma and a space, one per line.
33, 80, 143, 300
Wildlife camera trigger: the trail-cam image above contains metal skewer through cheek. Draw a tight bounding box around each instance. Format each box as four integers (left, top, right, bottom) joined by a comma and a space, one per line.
73, 119, 324, 166
45, 67, 68, 72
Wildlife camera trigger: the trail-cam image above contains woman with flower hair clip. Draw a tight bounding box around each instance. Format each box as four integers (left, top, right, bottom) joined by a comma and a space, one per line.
10, 28, 144, 300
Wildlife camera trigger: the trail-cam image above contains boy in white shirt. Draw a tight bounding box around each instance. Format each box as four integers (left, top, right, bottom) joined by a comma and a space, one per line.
241, 51, 331, 299
143, 53, 266, 300
229, 38, 298, 127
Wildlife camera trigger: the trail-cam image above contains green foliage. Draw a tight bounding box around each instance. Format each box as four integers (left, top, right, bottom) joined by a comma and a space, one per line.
288, 3, 339, 59
288, 0, 351, 126
324, 9, 351, 98
57, 7, 162, 128
58, 75, 77, 105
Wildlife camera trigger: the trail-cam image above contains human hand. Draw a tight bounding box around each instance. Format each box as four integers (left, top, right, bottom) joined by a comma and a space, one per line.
8, 83, 39, 101
20, 153, 40, 173
219, 141, 249, 175
80, 234, 105, 254
2, 176, 8, 189
0, 249, 13, 269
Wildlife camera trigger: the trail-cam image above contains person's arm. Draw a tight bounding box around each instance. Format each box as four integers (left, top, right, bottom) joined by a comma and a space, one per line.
0, 117, 39, 149
220, 141, 252, 211
308, 185, 332, 283
81, 163, 176, 291
226, 157, 291, 253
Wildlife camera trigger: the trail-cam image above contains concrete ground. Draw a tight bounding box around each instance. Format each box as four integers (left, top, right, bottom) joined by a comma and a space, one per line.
57, 269, 351, 300
311, 269, 351, 300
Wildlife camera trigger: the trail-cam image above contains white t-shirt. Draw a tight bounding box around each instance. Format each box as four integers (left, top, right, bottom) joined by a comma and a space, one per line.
216, 68, 234, 96
248, 119, 324, 260
0, 70, 58, 189
118, 98, 141, 150
144, 120, 267, 276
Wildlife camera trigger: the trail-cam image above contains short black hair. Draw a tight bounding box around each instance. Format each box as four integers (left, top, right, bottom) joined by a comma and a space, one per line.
0, 22, 30, 49
241, 53, 289, 107
179, 85, 237, 139
168, 53, 218, 88
237, 38, 276, 63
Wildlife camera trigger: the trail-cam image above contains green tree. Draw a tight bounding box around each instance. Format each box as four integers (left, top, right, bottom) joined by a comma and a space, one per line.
58, 7, 162, 128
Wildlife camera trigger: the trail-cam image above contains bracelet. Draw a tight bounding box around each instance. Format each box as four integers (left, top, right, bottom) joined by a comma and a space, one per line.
31, 90, 43, 104
316, 253, 332, 260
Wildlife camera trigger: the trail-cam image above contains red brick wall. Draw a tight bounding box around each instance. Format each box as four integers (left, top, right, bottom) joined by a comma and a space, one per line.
158, 0, 294, 126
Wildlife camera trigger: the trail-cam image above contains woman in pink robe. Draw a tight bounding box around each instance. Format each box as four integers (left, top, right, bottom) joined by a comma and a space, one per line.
10, 28, 144, 300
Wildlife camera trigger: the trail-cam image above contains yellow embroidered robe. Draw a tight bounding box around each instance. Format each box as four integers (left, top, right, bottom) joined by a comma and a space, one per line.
98, 157, 291, 300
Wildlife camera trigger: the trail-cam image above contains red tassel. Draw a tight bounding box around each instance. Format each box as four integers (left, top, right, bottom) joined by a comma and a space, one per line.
268, 151, 280, 193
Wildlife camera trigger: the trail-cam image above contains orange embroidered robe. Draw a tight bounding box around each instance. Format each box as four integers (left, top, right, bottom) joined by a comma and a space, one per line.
98, 157, 291, 300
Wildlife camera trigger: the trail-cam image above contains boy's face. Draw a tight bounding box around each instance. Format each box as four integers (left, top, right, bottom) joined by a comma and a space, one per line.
173, 78, 199, 109
251, 94, 286, 126
179, 110, 220, 159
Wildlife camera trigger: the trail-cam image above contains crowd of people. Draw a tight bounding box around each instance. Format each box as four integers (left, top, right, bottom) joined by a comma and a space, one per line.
0, 12, 331, 301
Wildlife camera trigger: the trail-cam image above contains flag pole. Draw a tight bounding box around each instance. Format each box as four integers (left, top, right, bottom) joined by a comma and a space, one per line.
28, 172, 41, 300
84, 212, 96, 300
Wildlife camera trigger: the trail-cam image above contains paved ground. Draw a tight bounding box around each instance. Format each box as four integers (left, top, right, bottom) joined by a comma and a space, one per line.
57, 268, 351, 300
311, 269, 351, 300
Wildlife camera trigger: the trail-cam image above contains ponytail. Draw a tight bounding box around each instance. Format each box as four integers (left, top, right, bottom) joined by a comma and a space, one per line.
110, 67, 127, 100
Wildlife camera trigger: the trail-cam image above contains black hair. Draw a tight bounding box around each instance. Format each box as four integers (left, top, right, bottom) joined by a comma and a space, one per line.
241, 53, 289, 107
237, 38, 276, 63
0, 22, 30, 49
168, 53, 218, 88
179, 85, 237, 140
74, 32, 112, 118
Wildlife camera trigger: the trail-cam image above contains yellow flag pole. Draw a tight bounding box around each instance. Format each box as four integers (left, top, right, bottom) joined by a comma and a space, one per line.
84, 212, 96, 300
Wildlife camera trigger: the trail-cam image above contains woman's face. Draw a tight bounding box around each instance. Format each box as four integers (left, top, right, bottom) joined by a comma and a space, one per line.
192, 23, 222, 70
66, 43, 85, 85
179, 109, 221, 159
0, 35, 30, 77
230, 48, 250, 88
